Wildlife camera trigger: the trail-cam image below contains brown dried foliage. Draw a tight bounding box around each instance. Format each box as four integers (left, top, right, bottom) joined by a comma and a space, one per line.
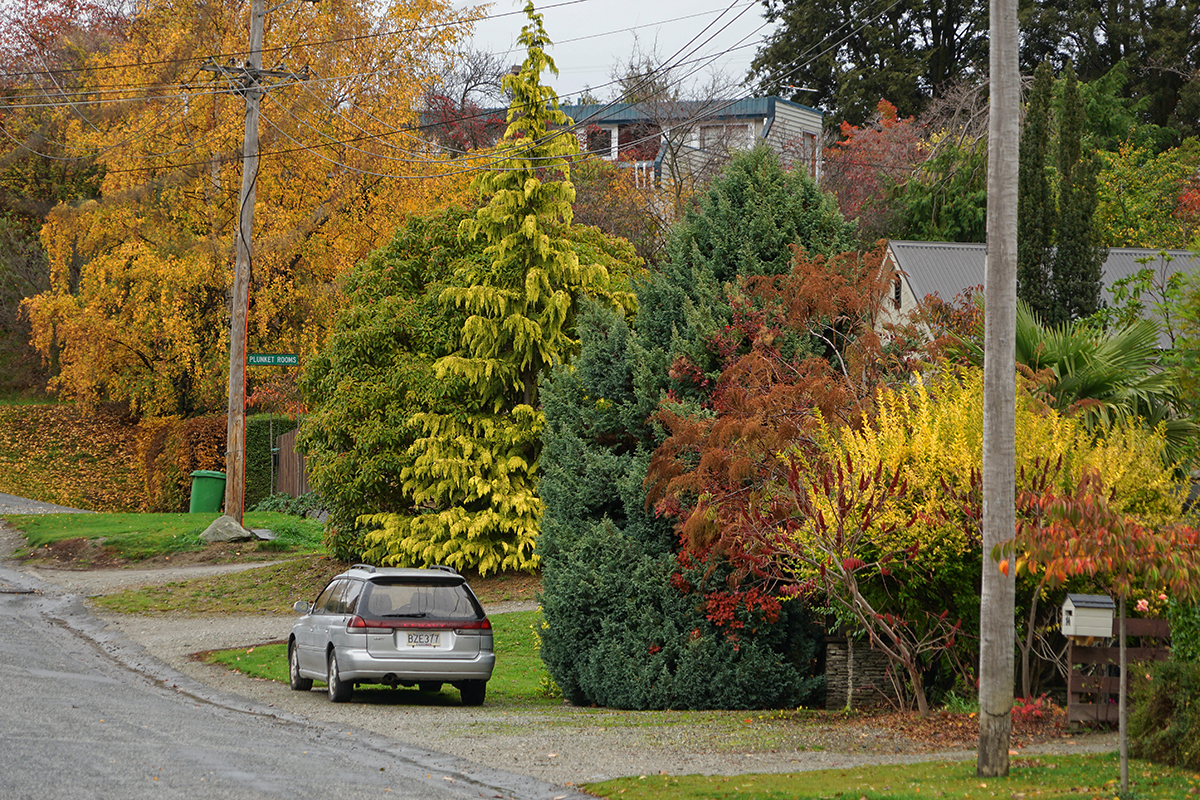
646, 242, 902, 558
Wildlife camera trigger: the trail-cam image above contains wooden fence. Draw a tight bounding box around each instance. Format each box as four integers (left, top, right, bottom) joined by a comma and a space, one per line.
275, 427, 310, 497
1067, 617, 1170, 724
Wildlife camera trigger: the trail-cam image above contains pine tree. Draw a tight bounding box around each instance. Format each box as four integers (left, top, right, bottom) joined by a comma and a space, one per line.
360, 2, 636, 574
1017, 62, 1055, 320
1051, 61, 1106, 324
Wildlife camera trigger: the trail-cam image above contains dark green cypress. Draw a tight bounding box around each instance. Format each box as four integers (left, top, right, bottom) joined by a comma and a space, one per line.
1017, 62, 1056, 321
537, 147, 849, 709
1051, 61, 1106, 324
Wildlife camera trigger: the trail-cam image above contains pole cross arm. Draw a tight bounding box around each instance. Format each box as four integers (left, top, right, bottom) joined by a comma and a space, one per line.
198, 58, 309, 94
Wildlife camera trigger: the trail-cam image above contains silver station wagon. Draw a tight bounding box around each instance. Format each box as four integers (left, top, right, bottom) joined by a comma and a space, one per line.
288, 564, 495, 705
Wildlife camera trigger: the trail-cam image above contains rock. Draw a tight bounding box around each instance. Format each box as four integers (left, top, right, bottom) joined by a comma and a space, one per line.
200, 515, 255, 544
305, 509, 329, 523
250, 528, 277, 541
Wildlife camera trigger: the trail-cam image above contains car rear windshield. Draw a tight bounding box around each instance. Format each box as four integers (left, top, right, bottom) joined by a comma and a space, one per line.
360, 579, 483, 621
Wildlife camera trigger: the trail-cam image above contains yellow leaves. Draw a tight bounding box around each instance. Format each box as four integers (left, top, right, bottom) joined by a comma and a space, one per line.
26, 0, 484, 415
815, 368, 1185, 570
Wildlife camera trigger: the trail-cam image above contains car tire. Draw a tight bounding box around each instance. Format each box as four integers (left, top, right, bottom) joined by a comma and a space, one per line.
288, 641, 312, 691
327, 650, 352, 703
418, 682, 443, 694
459, 680, 486, 706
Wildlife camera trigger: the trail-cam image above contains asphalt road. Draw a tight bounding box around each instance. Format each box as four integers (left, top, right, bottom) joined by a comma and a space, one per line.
0, 564, 587, 800
0, 492, 92, 515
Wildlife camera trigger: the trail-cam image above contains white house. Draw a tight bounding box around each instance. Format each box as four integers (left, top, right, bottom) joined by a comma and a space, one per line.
557, 96, 825, 186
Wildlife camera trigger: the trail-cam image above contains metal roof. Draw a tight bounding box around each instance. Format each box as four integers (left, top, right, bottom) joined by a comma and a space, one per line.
888, 241, 987, 302
888, 240, 1200, 306
558, 96, 822, 126
1065, 593, 1115, 609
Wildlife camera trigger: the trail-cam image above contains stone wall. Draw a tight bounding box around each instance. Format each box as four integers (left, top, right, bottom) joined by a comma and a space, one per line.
824, 637, 906, 710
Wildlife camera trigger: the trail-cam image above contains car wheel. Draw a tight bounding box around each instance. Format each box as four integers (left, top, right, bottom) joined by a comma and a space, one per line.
327, 650, 352, 703
459, 680, 486, 706
288, 641, 312, 691
418, 682, 443, 694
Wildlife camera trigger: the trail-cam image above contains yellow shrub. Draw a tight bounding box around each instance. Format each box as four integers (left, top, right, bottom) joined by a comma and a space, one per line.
812, 368, 1184, 563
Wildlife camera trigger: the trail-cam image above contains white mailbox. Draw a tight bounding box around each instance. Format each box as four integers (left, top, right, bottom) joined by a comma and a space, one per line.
1061, 593, 1115, 638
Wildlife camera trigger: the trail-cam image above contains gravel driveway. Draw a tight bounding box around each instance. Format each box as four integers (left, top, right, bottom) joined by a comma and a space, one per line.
0, 513, 1118, 787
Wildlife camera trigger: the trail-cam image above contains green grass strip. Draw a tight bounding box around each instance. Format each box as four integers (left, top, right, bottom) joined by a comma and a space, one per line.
7, 511, 325, 561
585, 752, 1200, 799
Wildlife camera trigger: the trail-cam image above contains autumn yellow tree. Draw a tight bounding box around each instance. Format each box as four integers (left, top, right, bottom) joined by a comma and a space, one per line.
23, 0, 482, 416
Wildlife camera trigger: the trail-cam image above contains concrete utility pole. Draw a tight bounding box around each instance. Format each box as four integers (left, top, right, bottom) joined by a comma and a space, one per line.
205, 0, 313, 525
977, 0, 1020, 778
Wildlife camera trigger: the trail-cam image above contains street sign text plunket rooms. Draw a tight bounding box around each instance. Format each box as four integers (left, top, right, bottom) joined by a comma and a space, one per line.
248, 353, 298, 366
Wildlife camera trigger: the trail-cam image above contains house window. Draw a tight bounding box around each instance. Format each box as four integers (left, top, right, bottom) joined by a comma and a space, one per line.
618, 123, 661, 161
893, 277, 902, 310
803, 132, 818, 179
700, 124, 749, 153
587, 127, 614, 159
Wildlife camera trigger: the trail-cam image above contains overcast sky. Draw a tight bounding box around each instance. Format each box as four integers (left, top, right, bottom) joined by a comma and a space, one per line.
456, 0, 777, 103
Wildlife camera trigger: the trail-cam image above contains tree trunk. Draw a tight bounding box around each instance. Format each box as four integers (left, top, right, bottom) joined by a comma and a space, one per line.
977, 0, 1020, 777
908, 662, 930, 717
1020, 589, 1040, 699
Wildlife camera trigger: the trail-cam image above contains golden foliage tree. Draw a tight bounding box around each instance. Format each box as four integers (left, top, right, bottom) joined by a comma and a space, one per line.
22, 0, 482, 416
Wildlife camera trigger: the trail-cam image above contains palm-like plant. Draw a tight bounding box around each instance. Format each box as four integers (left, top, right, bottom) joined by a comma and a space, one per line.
959, 300, 1193, 462
1012, 301, 1194, 461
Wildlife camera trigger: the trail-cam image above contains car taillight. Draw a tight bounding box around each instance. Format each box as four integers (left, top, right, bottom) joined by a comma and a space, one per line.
345, 616, 490, 630
456, 619, 491, 632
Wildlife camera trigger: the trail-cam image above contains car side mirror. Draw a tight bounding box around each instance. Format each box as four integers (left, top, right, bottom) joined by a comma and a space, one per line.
293, 600, 312, 614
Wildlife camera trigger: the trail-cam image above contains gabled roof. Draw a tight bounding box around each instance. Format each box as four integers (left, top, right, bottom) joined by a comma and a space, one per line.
888, 240, 1200, 303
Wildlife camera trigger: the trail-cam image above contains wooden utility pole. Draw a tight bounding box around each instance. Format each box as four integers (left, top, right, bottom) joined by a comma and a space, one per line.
223, 0, 265, 526
208, 0, 313, 525
977, 0, 1020, 778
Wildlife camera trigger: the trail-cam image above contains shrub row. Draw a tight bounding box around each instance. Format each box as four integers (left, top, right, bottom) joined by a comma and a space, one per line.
538, 521, 824, 710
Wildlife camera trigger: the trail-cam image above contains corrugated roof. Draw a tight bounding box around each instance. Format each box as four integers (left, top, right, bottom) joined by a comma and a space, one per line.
888, 241, 986, 302
889, 240, 1200, 304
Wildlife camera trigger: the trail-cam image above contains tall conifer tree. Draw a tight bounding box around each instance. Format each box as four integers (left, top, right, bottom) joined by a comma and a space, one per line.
1017, 62, 1055, 320
1051, 62, 1105, 324
360, 1, 634, 574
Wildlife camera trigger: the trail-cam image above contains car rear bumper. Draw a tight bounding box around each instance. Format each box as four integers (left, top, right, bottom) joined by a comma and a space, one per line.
336, 648, 496, 683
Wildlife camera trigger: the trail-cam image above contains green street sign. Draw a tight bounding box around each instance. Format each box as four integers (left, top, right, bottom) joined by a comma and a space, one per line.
248, 353, 298, 366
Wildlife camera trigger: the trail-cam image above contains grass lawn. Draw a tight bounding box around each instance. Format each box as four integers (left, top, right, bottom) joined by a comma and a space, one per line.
92, 557, 346, 614
6, 511, 325, 562
584, 753, 1200, 799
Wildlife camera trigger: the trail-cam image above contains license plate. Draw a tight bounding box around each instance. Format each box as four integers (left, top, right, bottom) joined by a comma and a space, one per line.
405, 632, 440, 647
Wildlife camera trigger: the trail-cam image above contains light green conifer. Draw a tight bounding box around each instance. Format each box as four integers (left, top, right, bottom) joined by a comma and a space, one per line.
361, 2, 635, 574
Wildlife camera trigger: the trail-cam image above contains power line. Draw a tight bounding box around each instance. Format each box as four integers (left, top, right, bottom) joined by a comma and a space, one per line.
0, 0, 592, 82
0, 2, 762, 106
3, 0, 915, 182
4, 0, 771, 171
